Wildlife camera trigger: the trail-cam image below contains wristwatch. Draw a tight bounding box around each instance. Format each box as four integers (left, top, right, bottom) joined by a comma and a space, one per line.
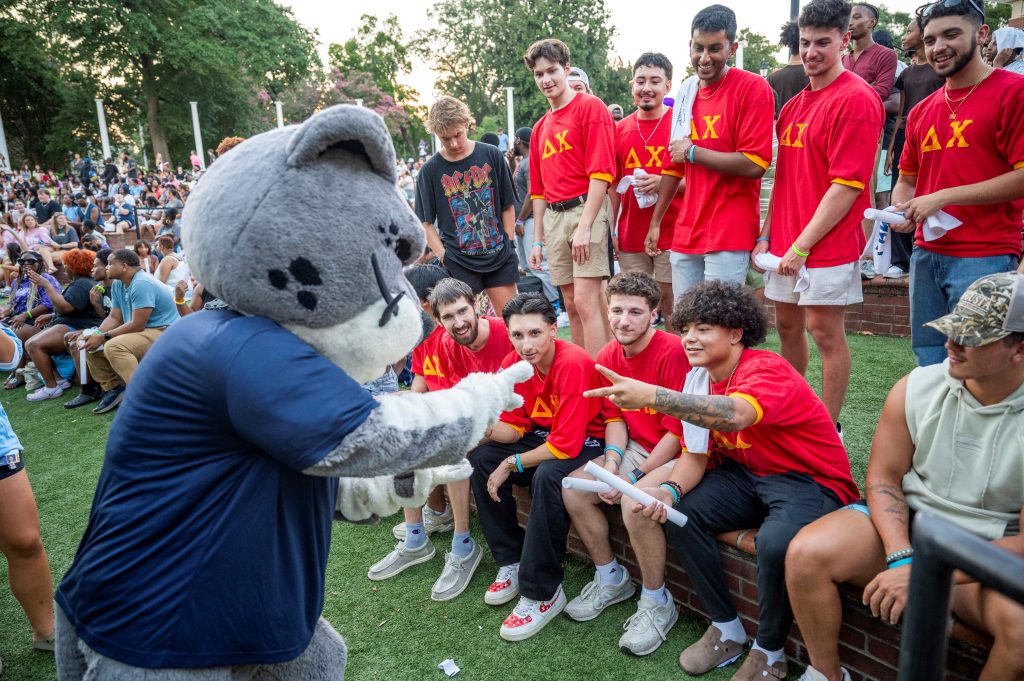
102, 332, 111, 341
631, 467, 645, 482
505, 455, 517, 471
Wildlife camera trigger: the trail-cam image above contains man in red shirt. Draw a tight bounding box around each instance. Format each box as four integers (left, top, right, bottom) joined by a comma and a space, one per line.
843, 4, 898, 100
587, 280, 857, 681
369, 274, 514, 603
649, 5, 775, 300
890, 0, 1024, 365
526, 39, 616, 359
561, 271, 690, 655
609, 53, 679, 323
470, 293, 621, 641
754, 0, 883, 429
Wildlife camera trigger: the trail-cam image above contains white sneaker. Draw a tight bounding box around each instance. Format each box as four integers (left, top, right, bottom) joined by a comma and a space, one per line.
392, 504, 454, 539
798, 664, 851, 681
564, 570, 636, 621
883, 265, 908, 279
57, 378, 71, 390
26, 385, 64, 402
484, 563, 520, 605
499, 586, 567, 641
860, 260, 876, 279
556, 311, 570, 328
618, 593, 679, 656
431, 543, 483, 602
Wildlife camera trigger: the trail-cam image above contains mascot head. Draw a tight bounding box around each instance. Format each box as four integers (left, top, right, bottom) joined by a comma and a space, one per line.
183, 105, 425, 383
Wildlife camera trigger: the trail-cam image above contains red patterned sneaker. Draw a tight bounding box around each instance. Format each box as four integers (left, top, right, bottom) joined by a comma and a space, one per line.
484, 563, 520, 606
499, 586, 567, 641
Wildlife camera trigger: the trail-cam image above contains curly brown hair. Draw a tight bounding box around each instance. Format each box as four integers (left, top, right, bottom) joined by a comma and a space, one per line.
62, 248, 96, 277
668, 280, 767, 347
606, 270, 660, 311
215, 136, 246, 156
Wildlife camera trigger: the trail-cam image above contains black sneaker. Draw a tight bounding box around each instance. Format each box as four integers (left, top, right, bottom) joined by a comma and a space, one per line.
92, 385, 126, 414
64, 388, 102, 409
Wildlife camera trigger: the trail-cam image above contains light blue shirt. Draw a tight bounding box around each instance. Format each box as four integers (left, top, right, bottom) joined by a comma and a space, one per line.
111, 270, 179, 328
0, 327, 25, 454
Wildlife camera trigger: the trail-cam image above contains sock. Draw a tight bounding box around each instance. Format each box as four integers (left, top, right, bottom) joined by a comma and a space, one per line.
751, 641, 786, 666
711, 617, 746, 644
595, 560, 622, 586
451, 531, 474, 558
641, 584, 669, 606
404, 522, 427, 550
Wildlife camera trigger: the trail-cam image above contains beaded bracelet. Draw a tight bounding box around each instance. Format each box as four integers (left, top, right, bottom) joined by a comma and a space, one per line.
514, 453, 524, 473
888, 557, 913, 569
604, 445, 625, 463
659, 482, 680, 505
885, 548, 914, 564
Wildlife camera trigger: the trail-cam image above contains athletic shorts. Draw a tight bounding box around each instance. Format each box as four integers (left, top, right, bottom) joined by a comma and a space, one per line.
545, 202, 611, 286
764, 261, 863, 306
617, 250, 672, 284
0, 450, 24, 480
444, 253, 520, 295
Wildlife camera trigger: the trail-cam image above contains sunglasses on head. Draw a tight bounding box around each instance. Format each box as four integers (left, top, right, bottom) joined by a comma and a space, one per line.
916, 0, 984, 20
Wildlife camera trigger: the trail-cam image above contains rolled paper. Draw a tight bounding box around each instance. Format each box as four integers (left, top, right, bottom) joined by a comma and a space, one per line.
863, 208, 905, 224
79, 348, 87, 385
561, 478, 613, 494
584, 461, 688, 527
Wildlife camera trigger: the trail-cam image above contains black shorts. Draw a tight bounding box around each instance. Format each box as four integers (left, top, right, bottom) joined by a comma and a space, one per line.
444, 253, 520, 295
0, 450, 24, 480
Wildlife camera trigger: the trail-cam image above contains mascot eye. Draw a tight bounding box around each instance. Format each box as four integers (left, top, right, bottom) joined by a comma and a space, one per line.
394, 238, 412, 262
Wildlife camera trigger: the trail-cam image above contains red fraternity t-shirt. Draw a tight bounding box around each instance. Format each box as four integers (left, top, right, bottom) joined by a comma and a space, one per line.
771, 70, 883, 267
529, 92, 616, 203
899, 68, 1024, 258
411, 325, 452, 392
663, 68, 775, 255
500, 340, 621, 458
667, 349, 858, 504
442, 317, 515, 379
596, 330, 690, 453
613, 109, 680, 252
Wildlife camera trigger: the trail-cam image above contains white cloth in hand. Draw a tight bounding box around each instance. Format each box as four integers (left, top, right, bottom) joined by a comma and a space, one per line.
754, 252, 810, 292
920, 210, 963, 242
615, 168, 657, 209
669, 75, 700, 142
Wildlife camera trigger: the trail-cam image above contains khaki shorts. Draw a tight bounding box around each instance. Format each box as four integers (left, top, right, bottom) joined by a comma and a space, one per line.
764, 261, 863, 306
598, 439, 675, 472
545, 202, 611, 286
618, 250, 673, 284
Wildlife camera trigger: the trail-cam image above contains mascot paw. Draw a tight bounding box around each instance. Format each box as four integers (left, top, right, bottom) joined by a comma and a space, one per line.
496, 361, 532, 410
334, 461, 473, 523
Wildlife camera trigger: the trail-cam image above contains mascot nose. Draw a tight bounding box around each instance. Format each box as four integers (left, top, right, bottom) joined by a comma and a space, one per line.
371, 253, 406, 328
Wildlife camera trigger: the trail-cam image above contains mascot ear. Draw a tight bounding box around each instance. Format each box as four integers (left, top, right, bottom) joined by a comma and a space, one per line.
285, 104, 398, 185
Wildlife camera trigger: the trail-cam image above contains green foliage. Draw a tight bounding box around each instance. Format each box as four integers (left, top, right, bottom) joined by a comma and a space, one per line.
875, 4, 914, 48
328, 14, 414, 102
984, 0, 1012, 29
737, 28, 782, 74
415, 0, 622, 130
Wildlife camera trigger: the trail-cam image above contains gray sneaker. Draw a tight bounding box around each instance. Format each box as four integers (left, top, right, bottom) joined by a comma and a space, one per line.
392, 504, 454, 539
618, 593, 679, 656
564, 570, 636, 622
431, 542, 483, 602
367, 540, 435, 581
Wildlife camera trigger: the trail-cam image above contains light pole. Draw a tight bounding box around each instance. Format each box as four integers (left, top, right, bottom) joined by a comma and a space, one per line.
275, 101, 284, 128
190, 101, 206, 171
760, 60, 769, 77
0, 107, 10, 171
505, 87, 515, 140
95, 99, 112, 161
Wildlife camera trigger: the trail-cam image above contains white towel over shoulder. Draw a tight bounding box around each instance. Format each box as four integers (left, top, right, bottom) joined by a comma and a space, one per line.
670, 76, 700, 142
680, 367, 710, 455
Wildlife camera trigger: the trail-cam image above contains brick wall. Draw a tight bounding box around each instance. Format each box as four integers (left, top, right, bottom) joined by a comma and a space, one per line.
510, 488, 989, 681
757, 278, 911, 338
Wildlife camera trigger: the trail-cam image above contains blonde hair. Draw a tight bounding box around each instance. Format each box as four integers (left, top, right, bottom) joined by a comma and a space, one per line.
427, 96, 475, 135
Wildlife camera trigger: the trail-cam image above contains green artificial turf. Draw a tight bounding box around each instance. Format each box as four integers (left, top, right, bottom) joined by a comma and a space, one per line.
0, 330, 916, 680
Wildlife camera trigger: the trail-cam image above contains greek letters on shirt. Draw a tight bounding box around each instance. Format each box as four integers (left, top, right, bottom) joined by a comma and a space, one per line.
918, 120, 973, 153
778, 122, 809, 148
541, 130, 574, 159
689, 115, 723, 140
623, 146, 666, 169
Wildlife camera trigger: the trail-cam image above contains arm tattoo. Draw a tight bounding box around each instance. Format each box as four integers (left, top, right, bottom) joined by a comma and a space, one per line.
653, 388, 740, 431
866, 482, 910, 525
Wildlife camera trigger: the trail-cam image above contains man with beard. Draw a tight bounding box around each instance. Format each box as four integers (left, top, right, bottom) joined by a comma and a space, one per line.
890, 0, 1024, 366
842, 4, 898, 100
754, 0, 883, 431
369, 276, 514, 602
561, 271, 689, 655
609, 53, 679, 323
649, 5, 775, 299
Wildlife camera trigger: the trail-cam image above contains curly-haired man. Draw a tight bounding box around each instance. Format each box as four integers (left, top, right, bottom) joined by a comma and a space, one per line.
586, 280, 858, 680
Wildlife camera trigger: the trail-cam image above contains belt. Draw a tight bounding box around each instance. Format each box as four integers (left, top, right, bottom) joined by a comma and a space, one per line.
548, 194, 587, 213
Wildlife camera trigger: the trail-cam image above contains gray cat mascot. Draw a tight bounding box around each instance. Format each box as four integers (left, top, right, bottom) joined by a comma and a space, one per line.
54, 105, 530, 680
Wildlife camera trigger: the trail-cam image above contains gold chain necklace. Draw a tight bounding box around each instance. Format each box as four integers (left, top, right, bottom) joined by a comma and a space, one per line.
943, 68, 991, 120
637, 109, 668, 149
698, 69, 729, 100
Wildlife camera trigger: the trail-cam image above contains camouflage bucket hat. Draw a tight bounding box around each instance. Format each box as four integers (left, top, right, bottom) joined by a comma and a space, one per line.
925, 272, 1024, 347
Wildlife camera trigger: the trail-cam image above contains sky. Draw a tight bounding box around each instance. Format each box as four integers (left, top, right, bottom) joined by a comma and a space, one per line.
282, 0, 932, 107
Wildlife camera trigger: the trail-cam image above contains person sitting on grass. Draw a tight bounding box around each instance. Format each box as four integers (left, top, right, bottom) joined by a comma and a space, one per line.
786, 271, 1024, 681
368, 275, 514, 602
585, 280, 858, 681
469, 292, 622, 641
561, 270, 690, 654
79, 248, 179, 415
23, 248, 102, 402
0, 325, 55, 670
1, 251, 59, 389
63, 250, 113, 409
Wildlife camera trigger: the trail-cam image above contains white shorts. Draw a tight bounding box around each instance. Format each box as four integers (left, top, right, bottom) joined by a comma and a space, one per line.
764, 261, 863, 306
